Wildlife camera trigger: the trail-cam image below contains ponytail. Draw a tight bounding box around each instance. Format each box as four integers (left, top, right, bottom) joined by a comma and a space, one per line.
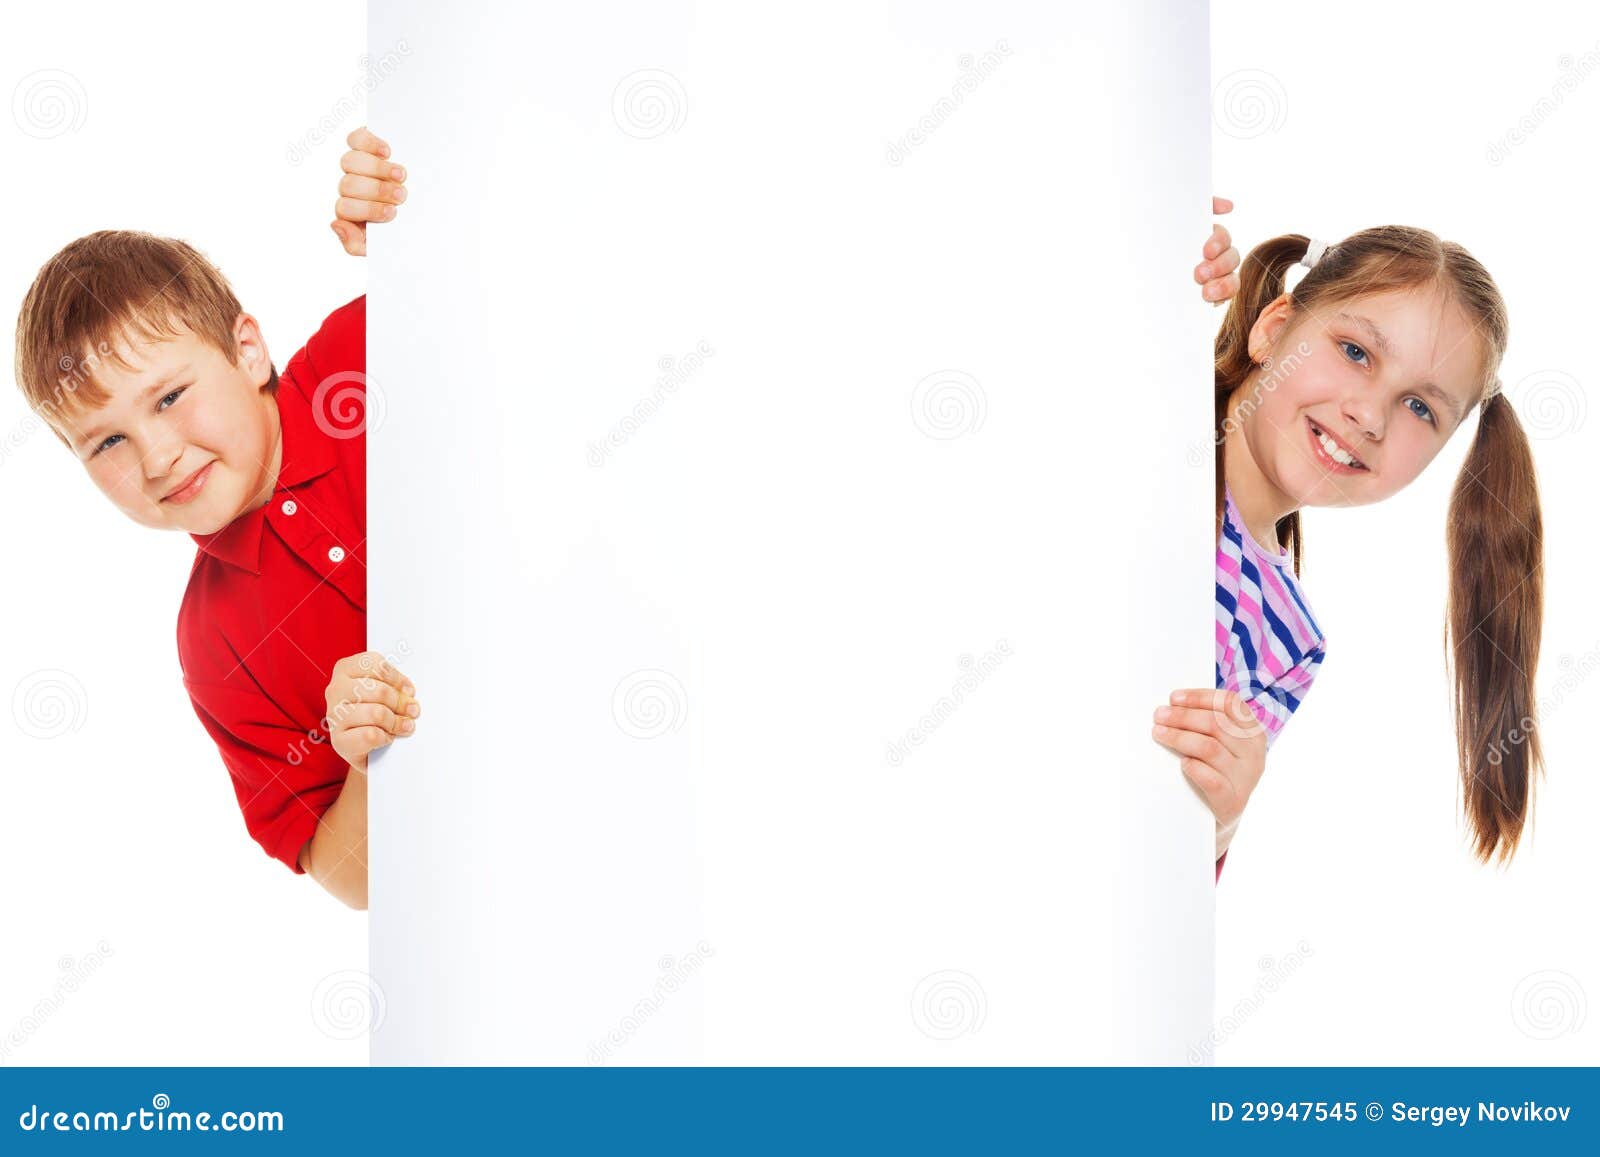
1444, 390, 1545, 865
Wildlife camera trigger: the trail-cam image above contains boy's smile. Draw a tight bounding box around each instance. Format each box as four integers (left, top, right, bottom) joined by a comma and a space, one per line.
57, 313, 282, 536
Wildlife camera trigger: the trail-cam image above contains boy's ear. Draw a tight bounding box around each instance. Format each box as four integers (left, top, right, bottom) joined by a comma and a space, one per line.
232, 311, 274, 391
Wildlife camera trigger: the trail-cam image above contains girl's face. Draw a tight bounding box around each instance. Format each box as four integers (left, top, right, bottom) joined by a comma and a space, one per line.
1235, 285, 1486, 509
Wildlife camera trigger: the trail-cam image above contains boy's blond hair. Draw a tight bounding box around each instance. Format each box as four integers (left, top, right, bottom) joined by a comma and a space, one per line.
13, 229, 277, 449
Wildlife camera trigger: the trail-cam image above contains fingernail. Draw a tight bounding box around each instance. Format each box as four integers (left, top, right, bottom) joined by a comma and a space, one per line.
1172, 691, 1187, 704
401, 719, 415, 733
407, 703, 420, 718
1154, 706, 1172, 721
391, 165, 406, 181
1204, 284, 1219, 300
394, 187, 407, 202
383, 205, 396, 218
403, 682, 415, 695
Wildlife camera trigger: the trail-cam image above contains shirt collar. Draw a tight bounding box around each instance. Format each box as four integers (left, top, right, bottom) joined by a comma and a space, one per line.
189, 380, 340, 574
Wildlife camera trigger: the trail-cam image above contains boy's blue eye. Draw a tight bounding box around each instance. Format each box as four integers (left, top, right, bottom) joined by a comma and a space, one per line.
89, 386, 187, 457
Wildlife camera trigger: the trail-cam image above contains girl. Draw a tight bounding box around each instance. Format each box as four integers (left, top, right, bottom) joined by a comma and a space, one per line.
1164, 202, 1544, 881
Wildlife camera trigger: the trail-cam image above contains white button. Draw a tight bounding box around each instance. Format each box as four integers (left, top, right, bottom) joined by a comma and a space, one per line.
328, 546, 346, 563
280, 499, 298, 516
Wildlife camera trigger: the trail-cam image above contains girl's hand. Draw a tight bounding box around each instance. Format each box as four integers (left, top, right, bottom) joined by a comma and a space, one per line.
1196, 196, 1240, 304
1152, 687, 1266, 853
323, 651, 422, 770
331, 126, 408, 256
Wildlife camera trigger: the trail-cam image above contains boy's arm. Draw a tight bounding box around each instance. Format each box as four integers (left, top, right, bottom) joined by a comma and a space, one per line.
331, 126, 408, 256
298, 762, 369, 909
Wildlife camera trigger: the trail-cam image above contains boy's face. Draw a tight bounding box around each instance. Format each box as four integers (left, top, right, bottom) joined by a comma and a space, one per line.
1237, 285, 1485, 510
58, 314, 281, 536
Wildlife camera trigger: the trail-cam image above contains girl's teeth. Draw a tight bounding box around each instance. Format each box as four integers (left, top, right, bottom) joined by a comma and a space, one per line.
1316, 428, 1358, 468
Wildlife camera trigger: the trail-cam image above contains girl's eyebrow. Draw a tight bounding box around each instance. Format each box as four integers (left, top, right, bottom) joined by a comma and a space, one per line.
1334, 311, 1465, 424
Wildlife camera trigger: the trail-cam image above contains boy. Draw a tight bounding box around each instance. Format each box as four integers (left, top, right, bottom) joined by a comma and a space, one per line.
11, 128, 412, 909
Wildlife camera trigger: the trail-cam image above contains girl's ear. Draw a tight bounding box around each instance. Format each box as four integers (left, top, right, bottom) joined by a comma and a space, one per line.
1444, 391, 1544, 865
1246, 291, 1296, 362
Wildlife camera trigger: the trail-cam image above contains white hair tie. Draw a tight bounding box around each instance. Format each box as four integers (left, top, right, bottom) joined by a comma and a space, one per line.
1300, 238, 1330, 269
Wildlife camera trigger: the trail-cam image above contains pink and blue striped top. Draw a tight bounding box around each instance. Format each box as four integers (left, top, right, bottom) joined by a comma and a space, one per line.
1215, 484, 1327, 750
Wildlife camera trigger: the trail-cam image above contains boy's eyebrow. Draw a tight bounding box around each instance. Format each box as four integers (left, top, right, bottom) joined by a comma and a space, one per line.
74, 365, 194, 446
1334, 312, 1465, 424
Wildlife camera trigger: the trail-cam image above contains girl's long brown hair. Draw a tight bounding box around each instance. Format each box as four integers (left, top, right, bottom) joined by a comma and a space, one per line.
1213, 226, 1542, 866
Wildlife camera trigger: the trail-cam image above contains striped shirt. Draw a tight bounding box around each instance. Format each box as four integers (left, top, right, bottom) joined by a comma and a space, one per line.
1214, 485, 1327, 884
1215, 484, 1327, 748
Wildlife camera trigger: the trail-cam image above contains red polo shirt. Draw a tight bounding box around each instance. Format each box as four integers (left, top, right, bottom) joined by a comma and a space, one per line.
176, 295, 367, 873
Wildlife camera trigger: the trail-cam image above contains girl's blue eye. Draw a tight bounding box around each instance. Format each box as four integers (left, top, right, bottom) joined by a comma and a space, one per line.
1339, 340, 1369, 366
1405, 396, 1436, 425
89, 386, 187, 457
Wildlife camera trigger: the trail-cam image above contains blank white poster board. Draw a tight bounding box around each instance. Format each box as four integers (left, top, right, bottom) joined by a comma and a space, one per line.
370, 0, 1214, 1064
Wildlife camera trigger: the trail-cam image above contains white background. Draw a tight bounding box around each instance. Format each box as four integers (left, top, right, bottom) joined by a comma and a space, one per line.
1, 0, 1595, 1066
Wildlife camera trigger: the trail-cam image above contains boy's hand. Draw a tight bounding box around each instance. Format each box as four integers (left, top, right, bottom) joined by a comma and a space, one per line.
324, 651, 422, 769
331, 126, 408, 256
1196, 196, 1240, 304
1151, 688, 1267, 850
